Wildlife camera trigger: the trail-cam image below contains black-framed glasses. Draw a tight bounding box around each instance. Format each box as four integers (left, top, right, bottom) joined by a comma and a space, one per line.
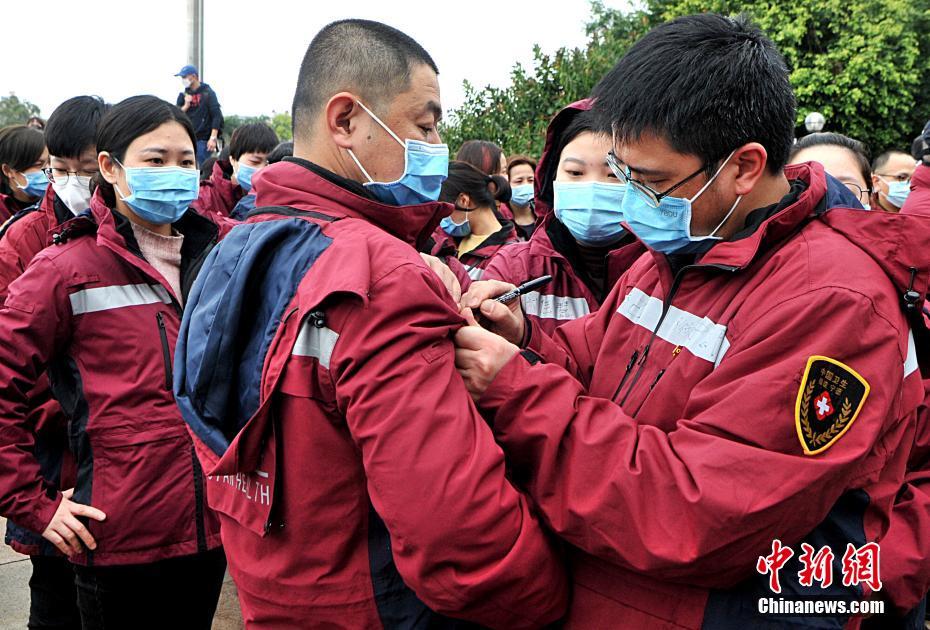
606, 150, 707, 209
42, 167, 98, 185
842, 181, 872, 203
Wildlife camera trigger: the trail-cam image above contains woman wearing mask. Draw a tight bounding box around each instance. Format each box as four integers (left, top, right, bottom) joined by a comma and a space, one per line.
507, 154, 538, 240
481, 101, 642, 335
0, 125, 48, 222
0, 95, 224, 629
428, 161, 518, 280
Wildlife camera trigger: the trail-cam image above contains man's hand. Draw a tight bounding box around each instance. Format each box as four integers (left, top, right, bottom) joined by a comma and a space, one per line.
207, 137, 218, 153
182, 94, 193, 111
419, 253, 462, 303
42, 488, 106, 557
460, 280, 526, 345
455, 323, 520, 400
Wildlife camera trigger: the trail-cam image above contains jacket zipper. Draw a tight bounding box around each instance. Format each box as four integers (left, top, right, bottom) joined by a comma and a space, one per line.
615, 262, 738, 408
611, 349, 640, 401
155, 312, 173, 390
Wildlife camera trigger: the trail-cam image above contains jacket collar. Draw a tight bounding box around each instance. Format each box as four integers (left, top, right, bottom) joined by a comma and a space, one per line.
254, 158, 452, 250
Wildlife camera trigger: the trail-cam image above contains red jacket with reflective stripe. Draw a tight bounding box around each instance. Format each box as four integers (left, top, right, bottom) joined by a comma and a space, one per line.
177, 159, 567, 628
484, 212, 645, 336
0, 191, 222, 565
478, 162, 930, 628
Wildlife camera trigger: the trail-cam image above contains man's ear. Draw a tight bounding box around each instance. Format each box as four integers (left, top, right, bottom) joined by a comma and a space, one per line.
732, 142, 768, 197
325, 93, 364, 150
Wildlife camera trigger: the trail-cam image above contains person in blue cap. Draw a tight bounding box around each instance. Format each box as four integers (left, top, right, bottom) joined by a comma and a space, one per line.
175, 64, 224, 166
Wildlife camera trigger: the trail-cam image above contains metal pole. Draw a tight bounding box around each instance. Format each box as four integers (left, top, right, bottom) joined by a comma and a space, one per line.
187, 0, 204, 76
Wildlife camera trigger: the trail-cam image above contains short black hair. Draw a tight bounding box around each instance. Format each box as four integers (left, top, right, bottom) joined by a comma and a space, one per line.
292, 19, 438, 140
0, 125, 46, 195
229, 123, 278, 160
45, 95, 109, 159
790, 132, 872, 186
440, 161, 511, 208
456, 140, 504, 177
872, 149, 912, 173
267, 141, 293, 164
592, 13, 796, 174
92, 95, 196, 206
911, 135, 926, 162
506, 154, 537, 179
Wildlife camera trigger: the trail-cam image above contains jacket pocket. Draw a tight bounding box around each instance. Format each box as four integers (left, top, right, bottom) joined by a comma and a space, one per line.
89, 425, 195, 556
155, 312, 173, 391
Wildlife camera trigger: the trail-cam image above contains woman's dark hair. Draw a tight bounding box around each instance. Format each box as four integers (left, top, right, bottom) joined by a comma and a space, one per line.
439, 160, 511, 207
267, 141, 294, 164
229, 123, 279, 160
200, 156, 218, 181
45, 95, 109, 159
790, 132, 872, 186
539, 110, 601, 206
0, 125, 46, 196
26, 116, 45, 130
456, 140, 504, 177
507, 154, 537, 179
92, 95, 196, 206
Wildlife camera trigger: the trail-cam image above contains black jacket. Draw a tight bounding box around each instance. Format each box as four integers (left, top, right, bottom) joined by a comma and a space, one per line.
177, 82, 224, 139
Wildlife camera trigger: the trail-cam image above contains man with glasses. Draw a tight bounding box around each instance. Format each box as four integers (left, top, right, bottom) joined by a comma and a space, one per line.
455, 13, 930, 627
871, 150, 917, 213
0, 95, 109, 630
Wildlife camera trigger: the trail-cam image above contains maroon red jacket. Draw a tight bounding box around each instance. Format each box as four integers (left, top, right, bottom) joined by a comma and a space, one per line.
0, 192, 32, 224
175, 158, 567, 628
427, 220, 520, 281
484, 200, 645, 338
477, 162, 930, 628
191, 159, 245, 223
879, 161, 930, 613
0, 190, 222, 565
0, 188, 73, 556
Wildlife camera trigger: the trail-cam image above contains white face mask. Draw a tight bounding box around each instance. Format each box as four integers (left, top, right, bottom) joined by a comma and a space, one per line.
182, 78, 193, 89
52, 176, 93, 215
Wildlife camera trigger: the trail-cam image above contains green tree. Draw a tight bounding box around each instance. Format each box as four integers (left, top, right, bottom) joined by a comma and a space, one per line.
223, 112, 293, 143
441, 0, 930, 159
0, 93, 41, 127
653, 0, 930, 154
440, 1, 653, 158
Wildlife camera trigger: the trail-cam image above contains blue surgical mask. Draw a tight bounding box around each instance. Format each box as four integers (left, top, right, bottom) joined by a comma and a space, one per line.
16, 170, 49, 199
553, 181, 627, 246
114, 159, 200, 225
510, 183, 534, 207
440, 215, 471, 238
883, 180, 911, 208
347, 100, 448, 206
235, 162, 259, 193
621, 150, 741, 254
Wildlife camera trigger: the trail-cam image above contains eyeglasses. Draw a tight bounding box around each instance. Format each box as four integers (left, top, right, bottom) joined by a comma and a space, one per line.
42, 167, 98, 186
607, 150, 708, 208
842, 181, 872, 202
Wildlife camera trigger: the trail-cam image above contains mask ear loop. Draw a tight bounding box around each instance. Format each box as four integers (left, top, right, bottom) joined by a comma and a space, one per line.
354, 100, 405, 148
107, 154, 132, 202
689, 149, 738, 203
707, 194, 743, 238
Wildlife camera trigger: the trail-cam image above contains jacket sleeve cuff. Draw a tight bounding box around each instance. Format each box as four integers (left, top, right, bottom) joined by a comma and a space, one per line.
479, 350, 537, 430
24, 491, 62, 536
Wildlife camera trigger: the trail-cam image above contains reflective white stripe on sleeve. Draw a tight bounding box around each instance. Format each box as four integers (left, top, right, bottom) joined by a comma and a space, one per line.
521, 291, 590, 321
905, 329, 918, 378
465, 265, 484, 281
292, 319, 340, 369
617, 287, 729, 365
69, 283, 172, 315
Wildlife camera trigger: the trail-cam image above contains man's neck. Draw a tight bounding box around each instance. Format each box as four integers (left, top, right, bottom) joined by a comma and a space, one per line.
190, 79, 201, 91
295, 142, 360, 184
719, 172, 791, 240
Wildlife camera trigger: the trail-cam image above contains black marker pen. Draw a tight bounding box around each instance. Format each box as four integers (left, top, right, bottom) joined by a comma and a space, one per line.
494, 275, 553, 304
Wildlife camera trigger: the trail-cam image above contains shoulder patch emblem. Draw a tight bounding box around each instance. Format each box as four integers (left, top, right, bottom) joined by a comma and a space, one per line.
795, 356, 870, 456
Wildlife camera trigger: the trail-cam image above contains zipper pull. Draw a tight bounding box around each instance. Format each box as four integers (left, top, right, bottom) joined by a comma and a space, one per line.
649, 369, 666, 392
637, 345, 650, 365
156, 312, 166, 329
625, 350, 639, 372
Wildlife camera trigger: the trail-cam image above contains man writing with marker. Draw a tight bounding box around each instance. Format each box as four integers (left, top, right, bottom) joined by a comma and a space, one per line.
455, 14, 930, 628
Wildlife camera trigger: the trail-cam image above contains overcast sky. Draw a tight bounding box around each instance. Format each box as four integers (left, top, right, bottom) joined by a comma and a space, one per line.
3, 0, 633, 122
